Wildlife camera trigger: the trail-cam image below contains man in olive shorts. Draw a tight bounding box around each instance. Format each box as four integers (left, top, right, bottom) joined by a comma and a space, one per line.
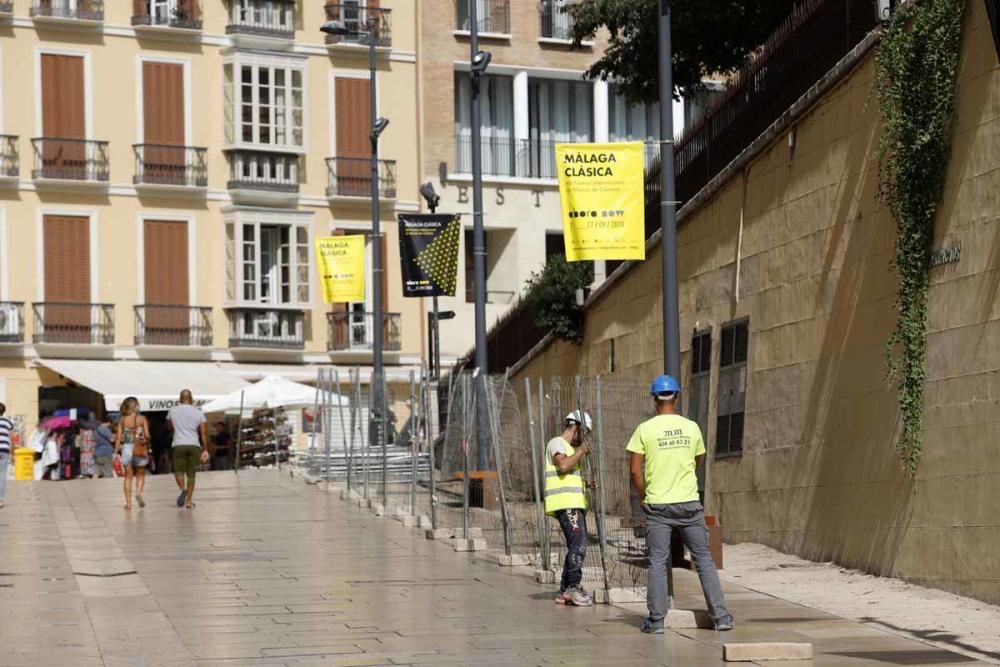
167, 390, 208, 509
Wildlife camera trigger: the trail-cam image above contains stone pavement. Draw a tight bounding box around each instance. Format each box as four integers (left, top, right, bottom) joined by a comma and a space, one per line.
0, 471, 985, 666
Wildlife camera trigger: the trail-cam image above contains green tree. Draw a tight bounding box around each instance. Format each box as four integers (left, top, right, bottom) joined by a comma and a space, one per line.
569, 0, 796, 104
523, 257, 595, 343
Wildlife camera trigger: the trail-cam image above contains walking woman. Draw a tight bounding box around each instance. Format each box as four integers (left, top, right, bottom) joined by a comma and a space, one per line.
114, 397, 151, 510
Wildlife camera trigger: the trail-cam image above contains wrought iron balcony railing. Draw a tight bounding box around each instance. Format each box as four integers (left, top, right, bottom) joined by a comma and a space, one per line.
0, 135, 18, 179
31, 0, 104, 21
328, 311, 401, 352
540, 0, 574, 40
227, 307, 304, 350
323, 4, 392, 47
455, 136, 566, 179
133, 144, 207, 188
227, 150, 299, 192
325, 157, 396, 198
227, 0, 294, 38
134, 305, 212, 347
32, 138, 109, 182
32, 303, 114, 345
132, 0, 202, 29
456, 0, 510, 34
0, 302, 24, 344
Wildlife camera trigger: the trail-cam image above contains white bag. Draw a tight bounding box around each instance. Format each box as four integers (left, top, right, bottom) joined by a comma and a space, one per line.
41, 437, 60, 467
29, 428, 47, 453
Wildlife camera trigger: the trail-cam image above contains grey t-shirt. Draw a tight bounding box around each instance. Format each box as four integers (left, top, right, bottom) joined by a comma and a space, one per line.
167, 404, 206, 447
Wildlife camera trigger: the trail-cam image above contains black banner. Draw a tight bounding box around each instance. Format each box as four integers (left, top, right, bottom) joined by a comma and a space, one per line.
398, 214, 461, 298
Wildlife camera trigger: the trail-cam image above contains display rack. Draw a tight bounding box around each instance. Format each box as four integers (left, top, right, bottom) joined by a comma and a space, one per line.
237, 407, 292, 468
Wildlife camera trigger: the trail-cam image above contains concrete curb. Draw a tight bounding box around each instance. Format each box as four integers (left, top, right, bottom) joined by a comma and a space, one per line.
723, 642, 813, 662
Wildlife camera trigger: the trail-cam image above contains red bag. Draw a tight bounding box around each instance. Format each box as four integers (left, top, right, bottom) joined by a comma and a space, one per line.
113, 457, 124, 477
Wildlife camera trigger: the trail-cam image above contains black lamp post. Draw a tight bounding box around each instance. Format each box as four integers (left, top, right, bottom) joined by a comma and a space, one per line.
321, 15, 390, 496
419, 182, 443, 382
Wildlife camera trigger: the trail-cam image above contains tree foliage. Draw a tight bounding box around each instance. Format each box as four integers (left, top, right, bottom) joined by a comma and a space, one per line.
523, 256, 595, 343
875, 0, 963, 475
569, 0, 796, 104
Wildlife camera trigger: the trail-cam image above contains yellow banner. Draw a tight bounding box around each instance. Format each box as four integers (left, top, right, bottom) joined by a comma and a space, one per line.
555, 141, 646, 261
315, 235, 365, 304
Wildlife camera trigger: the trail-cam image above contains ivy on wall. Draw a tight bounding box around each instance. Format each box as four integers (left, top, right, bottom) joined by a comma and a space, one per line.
874, 0, 963, 475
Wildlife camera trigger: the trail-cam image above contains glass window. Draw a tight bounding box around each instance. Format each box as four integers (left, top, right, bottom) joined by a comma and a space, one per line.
232, 221, 310, 307
227, 61, 305, 149
454, 72, 515, 175
527, 77, 594, 177
716, 320, 749, 456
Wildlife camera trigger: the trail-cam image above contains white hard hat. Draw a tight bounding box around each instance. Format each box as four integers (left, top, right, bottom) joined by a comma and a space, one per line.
564, 410, 593, 432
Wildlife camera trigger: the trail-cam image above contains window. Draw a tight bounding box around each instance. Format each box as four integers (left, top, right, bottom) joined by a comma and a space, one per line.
528, 78, 594, 178
454, 72, 515, 175
225, 217, 311, 307
545, 233, 565, 263
223, 59, 304, 150
609, 85, 659, 143
716, 320, 748, 456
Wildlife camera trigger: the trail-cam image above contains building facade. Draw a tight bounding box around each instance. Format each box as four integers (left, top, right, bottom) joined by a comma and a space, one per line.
511, 1, 1000, 603
0, 0, 423, 437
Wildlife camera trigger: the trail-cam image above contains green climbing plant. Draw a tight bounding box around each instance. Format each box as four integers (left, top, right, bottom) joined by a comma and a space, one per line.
523, 255, 595, 343
874, 0, 963, 475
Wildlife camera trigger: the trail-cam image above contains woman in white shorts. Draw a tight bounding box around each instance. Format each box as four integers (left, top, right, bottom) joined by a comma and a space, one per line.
114, 397, 151, 511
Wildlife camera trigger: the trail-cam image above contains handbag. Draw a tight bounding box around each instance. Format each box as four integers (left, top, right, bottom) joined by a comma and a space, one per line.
132, 428, 150, 458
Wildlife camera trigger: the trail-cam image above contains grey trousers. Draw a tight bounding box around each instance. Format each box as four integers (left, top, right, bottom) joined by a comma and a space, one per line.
0, 452, 8, 500
645, 501, 733, 625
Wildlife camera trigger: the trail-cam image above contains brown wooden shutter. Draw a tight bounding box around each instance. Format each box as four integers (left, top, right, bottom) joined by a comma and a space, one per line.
41, 55, 85, 139
43, 216, 90, 341
132, 0, 147, 18
143, 62, 185, 181
176, 0, 199, 22
144, 220, 189, 306
335, 78, 371, 197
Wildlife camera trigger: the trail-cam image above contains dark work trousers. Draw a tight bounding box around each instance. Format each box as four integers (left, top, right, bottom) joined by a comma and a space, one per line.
555, 508, 588, 593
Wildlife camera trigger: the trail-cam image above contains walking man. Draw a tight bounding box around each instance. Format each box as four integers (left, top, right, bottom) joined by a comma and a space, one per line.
627, 375, 734, 634
93, 417, 115, 479
545, 410, 595, 607
0, 403, 12, 508
167, 390, 208, 509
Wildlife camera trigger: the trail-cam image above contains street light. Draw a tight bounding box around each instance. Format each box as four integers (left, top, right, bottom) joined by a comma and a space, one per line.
467, 1, 492, 471
419, 182, 443, 382
321, 15, 391, 501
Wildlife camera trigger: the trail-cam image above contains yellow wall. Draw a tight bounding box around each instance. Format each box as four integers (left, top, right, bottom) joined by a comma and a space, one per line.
513, 3, 1000, 603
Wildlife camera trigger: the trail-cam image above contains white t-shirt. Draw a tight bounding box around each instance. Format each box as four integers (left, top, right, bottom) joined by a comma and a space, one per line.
546, 436, 570, 464
167, 404, 206, 447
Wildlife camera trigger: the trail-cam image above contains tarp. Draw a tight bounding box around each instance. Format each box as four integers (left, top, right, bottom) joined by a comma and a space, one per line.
38, 360, 249, 412
201, 375, 348, 414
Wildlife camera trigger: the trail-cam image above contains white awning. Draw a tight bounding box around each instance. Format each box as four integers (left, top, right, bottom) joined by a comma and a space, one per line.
38, 360, 249, 412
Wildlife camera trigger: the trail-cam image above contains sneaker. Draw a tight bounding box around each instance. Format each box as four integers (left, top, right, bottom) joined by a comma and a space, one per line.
715, 620, 735, 631
641, 617, 665, 634
554, 591, 569, 605
564, 587, 593, 607
176, 490, 186, 508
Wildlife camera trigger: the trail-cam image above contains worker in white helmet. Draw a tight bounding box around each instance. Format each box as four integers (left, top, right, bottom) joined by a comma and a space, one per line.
544, 410, 595, 607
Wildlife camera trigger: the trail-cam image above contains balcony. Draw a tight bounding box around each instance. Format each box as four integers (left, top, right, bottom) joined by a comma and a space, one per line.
30, 0, 104, 25
323, 4, 392, 49
32, 303, 114, 346
455, 0, 510, 36
454, 136, 560, 180
227, 0, 295, 46
227, 307, 304, 350
133, 144, 207, 191
540, 0, 576, 42
135, 305, 212, 347
31, 138, 109, 187
328, 312, 401, 353
132, 0, 202, 32
0, 303, 24, 344
0, 135, 18, 183
226, 150, 299, 206
325, 157, 396, 200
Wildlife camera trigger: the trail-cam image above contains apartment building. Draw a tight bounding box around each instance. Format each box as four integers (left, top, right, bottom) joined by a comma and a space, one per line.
418, 0, 719, 363
0, 0, 423, 436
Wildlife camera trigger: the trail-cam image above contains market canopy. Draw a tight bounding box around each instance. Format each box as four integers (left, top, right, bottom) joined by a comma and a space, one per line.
201, 375, 347, 414
38, 360, 249, 412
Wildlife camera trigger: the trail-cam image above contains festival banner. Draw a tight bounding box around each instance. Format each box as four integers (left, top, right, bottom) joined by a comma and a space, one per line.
555, 141, 646, 261
397, 214, 461, 298
315, 235, 366, 304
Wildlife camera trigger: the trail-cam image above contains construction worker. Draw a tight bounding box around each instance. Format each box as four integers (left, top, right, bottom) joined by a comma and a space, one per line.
627, 375, 734, 634
545, 410, 595, 607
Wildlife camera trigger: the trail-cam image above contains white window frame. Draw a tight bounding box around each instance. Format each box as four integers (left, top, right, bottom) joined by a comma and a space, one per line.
223, 52, 307, 154
135, 55, 193, 147
222, 209, 313, 309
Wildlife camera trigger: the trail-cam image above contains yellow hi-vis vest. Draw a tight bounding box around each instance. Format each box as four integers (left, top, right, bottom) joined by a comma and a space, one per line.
544, 439, 588, 515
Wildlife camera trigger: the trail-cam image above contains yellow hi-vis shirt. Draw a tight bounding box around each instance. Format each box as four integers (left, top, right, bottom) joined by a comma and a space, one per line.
625, 414, 705, 505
